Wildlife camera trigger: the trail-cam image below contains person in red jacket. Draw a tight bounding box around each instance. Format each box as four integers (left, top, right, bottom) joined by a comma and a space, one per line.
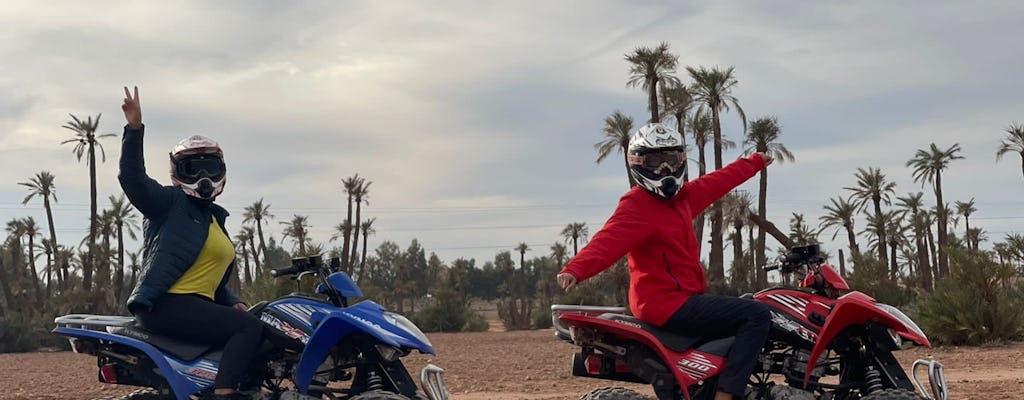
556, 122, 773, 400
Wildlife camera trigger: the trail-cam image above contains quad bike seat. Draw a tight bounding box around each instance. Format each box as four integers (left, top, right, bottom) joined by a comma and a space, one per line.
598, 314, 735, 356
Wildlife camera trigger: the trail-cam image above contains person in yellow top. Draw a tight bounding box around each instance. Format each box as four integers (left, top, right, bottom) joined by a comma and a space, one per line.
119, 86, 261, 400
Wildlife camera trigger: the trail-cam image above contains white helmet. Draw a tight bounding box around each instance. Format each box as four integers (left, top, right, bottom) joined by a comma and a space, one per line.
169, 135, 226, 200
627, 123, 686, 199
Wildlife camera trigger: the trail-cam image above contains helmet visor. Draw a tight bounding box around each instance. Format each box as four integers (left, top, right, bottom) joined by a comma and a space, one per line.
177, 155, 225, 181
636, 150, 684, 173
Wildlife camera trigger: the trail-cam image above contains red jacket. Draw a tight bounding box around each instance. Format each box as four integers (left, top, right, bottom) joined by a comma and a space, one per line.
560, 153, 766, 326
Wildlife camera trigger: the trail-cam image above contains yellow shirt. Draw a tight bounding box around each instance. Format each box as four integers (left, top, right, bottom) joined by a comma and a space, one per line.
168, 217, 235, 300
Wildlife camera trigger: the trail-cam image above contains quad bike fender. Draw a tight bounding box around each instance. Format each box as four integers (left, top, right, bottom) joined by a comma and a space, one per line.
52, 327, 197, 400
558, 314, 724, 392
294, 304, 423, 393
803, 291, 931, 387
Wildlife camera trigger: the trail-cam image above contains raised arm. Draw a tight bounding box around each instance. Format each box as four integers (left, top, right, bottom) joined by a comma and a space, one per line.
117, 86, 172, 217
558, 192, 653, 287
683, 152, 770, 214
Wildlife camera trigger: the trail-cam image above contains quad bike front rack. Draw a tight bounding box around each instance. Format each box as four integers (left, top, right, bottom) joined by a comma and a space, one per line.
912, 359, 948, 400
420, 364, 449, 400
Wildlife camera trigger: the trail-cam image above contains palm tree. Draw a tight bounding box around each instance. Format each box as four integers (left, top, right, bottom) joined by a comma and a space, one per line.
907, 143, 963, 278
38, 238, 55, 298
965, 227, 986, 251
723, 191, 753, 289
19, 171, 61, 283
243, 199, 273, 267
349, 178, 372, 275
22, 217, 43, 304
819, 197, 859, 277
743, 116, 795, 286
896, 192, 932, 290
108, 195, 138, 306
661, 85, 694, 182
235, 227, 256, 286
844, 167, 897, 266
61, 114, 116, 290
625, 42, 681, 123
688, 65, 746, 285
127, 250, 140, 292
954, 198, 977, 249
690, 113, 713, 246
561, 222, 589, 256
595, 111, 637, 187
340, 174, 364, 270
281, 215, 312, 256
357, 218, 377, 283
996, 122, 1024, 179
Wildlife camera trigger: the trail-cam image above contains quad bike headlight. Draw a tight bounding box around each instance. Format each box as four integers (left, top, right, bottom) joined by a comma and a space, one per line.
383, 311, 433, 349
875, 303, 928, 345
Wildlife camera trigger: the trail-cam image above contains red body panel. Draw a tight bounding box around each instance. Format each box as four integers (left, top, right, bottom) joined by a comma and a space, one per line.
754, 289, 835, 328
800, 264, 851, 291
558, 313, 725, 399
802, 291, 931, 386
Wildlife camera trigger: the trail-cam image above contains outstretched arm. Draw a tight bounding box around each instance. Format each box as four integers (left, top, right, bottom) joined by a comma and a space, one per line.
118, 86, 172, 218
558, 193, 652, 288
684, 152, 771, 214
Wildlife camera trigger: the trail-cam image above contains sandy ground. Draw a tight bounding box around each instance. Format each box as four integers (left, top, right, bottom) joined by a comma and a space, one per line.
1, 328, 1022, 400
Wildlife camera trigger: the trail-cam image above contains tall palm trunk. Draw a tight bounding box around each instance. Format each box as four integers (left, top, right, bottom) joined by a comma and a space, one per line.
675, 112, 689, 183
755, 168, 768, 287
350, 202, 363, 275
963, 216, 972, 250
85, 141, 97, 291
927, 224, 938, 282
247, 236, 260, 271
695, 144, 708, 248
241, 244, 253, 286
915, 222, 931, 291
709, 107, 725, 286
731, 217, 744, 288
43, 196, 63, 288
45, 250, 53, 300
889, 238, 899, 281
648, 79, 660, 123
838, 249, 847, 277
934, 173, 949, 278
27, 234, 41, 305
357, 231, 370, 283
747, 224, 756, 285
256, 220, 268, 268
844, 222, 859, 259
872, 197, 889, 269
115, 223, 125, 306
341, 193, 353, 272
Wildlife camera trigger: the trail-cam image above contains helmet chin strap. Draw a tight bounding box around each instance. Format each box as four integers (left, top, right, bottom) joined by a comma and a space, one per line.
196, 179, 216, 200
660, 177, 679, 198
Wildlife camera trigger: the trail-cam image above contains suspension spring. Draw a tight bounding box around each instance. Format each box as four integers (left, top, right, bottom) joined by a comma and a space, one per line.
366, 371, 384, 391
863, 366, 883, 394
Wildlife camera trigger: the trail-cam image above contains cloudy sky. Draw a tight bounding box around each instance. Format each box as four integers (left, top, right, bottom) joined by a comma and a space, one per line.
2, 1, 1023, 273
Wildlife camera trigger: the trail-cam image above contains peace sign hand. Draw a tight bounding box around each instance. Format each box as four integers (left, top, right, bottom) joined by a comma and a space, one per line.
122, 86, 142, 129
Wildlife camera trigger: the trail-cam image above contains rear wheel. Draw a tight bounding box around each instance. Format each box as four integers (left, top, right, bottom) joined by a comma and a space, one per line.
348, 390, 413, 400
861, 389, 927, 400
580, 386, 651, 400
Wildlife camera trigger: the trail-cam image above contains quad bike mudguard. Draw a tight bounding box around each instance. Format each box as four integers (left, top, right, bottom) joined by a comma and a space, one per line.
294, 300, 435, 393
803, 291, 931, 386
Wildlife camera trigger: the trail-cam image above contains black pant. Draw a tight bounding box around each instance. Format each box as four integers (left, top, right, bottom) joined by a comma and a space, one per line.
662, 294, 771, 397
136, 294, 264, 390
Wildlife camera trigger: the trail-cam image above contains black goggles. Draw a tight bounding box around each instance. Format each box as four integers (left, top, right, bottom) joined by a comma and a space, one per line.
634, 150, 685, 172
177, 155, 225, 180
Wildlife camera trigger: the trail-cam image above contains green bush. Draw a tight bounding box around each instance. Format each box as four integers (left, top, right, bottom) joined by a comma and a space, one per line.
532, 304, 554, 329
0, 314, 38, 353
412, 289, 488, 333
846, 253, 916, 307
914, 249, 1024, 345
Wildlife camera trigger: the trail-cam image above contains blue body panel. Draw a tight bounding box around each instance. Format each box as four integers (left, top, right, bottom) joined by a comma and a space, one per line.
317, 272, 363, 298
294, 300, 435, 393
52, 327, 214, 400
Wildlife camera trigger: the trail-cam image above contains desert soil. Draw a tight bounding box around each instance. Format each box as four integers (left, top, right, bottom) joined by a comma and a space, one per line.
1, 327, 1021, 400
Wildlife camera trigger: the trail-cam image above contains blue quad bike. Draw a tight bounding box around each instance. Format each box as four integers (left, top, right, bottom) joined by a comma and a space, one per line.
53, 255, 450, 400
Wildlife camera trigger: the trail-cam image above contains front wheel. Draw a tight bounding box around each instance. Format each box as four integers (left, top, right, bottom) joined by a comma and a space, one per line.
348, 390, 414, 400
861, 389, 927, 400
580, 386, 651, 400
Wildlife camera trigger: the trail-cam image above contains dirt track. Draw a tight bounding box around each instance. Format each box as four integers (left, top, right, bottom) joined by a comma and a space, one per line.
1, 329, 1022, 400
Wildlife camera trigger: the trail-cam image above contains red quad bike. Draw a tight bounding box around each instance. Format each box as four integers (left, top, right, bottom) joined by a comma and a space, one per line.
552, 245, 948, 400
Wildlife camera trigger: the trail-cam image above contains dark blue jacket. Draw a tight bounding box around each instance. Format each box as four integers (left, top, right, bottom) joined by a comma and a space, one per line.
119, 125, 241, 313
